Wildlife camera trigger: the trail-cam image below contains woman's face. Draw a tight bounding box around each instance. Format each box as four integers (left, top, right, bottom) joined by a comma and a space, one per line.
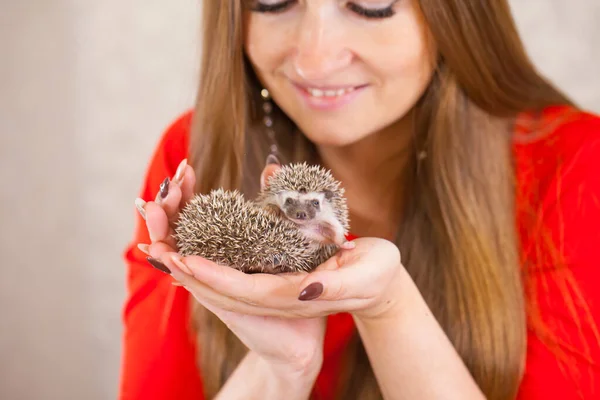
243, 0, 436, 147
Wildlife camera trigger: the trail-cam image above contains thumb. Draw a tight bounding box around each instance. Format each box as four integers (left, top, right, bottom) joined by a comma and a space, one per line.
296, 255, 356, 302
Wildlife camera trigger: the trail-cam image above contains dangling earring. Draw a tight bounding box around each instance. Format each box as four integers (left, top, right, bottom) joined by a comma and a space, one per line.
409, 111, 427, 162
261, 88, 279, 156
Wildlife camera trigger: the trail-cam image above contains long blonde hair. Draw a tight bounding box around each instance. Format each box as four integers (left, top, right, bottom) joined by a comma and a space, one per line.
185, 1, 592, 399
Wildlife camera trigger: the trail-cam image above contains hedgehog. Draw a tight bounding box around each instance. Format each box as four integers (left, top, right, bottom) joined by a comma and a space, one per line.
172, 159, 351, 274
254, 161, 350, 251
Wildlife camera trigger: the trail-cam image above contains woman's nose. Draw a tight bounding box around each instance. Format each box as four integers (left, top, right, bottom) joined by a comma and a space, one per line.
291, 10, 352, 81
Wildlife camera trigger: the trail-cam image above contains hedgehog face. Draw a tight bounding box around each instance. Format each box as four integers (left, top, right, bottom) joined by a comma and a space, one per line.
275, 190, 330, 225
269, 189, 347, 247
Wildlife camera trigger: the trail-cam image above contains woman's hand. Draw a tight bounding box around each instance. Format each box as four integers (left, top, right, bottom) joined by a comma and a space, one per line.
146, 157, 407, 325
154, 230, 485, 400
135, 159, 326, 388
154, 235, 408, 325
135, 159, 484, 400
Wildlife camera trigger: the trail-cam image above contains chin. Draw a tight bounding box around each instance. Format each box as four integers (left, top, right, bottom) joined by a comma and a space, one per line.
305, 131, 369, 148
295, 121, 373, 148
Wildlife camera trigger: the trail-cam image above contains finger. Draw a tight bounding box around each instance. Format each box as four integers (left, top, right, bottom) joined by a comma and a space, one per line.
154, 176, 171, 204
133, 163, 185, 226
145, 201, 177, 248
178, 164, 197, 206
170, 158, 197, 207
172, 253, 307, 309
139, 241, 182, 275
148, 241, 179, 259
147, 251, 362, 318
340, 241, 356, 250
159, 180, 183, 227
186, 254, 296, 305
296, 251, 392, 302
311, 251, 346, 272
172, 158, 187, 186
159, 253, 293, 316
155, 157, 187, 205
134, 198, 147, 221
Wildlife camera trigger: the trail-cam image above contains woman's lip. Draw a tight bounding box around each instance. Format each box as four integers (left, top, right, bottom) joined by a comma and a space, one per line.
291, 82, 368, 111
291, 80, 367, 91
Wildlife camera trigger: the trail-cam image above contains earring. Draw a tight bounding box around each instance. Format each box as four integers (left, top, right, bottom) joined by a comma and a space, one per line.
261, 88, 279, 156
260, 88, 278, 155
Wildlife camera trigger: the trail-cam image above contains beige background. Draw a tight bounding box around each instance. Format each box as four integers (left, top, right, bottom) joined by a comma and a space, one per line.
1, 1, 599, 399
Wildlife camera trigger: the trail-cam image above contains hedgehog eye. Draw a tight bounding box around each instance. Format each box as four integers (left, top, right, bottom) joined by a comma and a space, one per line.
311, 200, 320, 207
285, 198, 293, 205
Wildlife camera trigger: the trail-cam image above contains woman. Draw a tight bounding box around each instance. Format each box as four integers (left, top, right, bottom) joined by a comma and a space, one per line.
120, 1, 600, 399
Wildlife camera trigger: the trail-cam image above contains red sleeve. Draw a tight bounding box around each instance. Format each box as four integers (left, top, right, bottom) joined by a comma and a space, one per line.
118, 111, 205, 400
516, 111, 600, 399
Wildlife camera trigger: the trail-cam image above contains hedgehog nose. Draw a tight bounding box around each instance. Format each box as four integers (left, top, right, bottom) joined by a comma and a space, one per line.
296, 211, 307, 220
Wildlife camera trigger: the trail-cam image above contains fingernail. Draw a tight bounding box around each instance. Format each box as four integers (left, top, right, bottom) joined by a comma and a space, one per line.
137, 243, 150, 255
298, 282, 323, 301
135, 198, 147, 220
173, 159, 187, 185
266, 154, 280, 166
159, 177, 170, 199
170, 254, 193, 275
147, 257, 171, 274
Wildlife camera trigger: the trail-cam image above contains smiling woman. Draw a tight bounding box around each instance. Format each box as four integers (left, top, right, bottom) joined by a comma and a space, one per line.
120, 1, 600, 400
243, 0, 434, 147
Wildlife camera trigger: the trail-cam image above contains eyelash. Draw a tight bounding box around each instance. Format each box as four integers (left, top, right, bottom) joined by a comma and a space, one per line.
249, 1, 397, 20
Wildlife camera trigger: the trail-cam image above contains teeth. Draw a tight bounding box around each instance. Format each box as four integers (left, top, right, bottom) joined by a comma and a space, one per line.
306, 87, 355, 98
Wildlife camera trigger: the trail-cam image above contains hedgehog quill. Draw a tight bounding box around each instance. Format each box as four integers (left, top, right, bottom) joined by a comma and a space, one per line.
172, 157, 352, 274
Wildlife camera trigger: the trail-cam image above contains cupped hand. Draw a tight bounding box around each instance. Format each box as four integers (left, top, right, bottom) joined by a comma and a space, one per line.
135, 159, 326, 377
154, 235, 407, 326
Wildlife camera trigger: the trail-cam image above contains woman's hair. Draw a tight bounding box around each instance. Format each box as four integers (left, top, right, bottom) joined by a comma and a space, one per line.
185, 1, 591, 399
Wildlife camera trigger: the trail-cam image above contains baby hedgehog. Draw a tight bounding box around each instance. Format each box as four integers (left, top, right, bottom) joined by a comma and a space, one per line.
254, 161, 350, 251
172, 160, 351, 274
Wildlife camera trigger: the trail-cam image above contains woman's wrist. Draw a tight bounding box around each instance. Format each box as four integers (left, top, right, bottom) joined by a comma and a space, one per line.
349, 265, 485, 400
215, 351, 321, 400
259, 352, 322, 400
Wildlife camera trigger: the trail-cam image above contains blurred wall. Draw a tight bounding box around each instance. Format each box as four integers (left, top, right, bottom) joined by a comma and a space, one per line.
0, 1, 598, 399
0, 1, 201, 399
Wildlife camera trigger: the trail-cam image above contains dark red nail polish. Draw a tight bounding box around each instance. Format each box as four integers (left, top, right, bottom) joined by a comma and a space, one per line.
159, 177, 170, 199
298, 282, 323, 301
147, 257, 171, 274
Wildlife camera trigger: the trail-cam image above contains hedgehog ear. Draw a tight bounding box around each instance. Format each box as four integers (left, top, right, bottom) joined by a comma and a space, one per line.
266, 154, 281, 167
323, 190, 334, 200
260, 154, 282, 190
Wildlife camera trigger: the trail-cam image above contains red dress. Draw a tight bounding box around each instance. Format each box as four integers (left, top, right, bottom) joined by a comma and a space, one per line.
118, 105, 600, 399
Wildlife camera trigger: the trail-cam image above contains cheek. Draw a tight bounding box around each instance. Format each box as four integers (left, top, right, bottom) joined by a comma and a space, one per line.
364, 12, 436, 107
380, 36, 432, 83
243, 18, 291, 86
